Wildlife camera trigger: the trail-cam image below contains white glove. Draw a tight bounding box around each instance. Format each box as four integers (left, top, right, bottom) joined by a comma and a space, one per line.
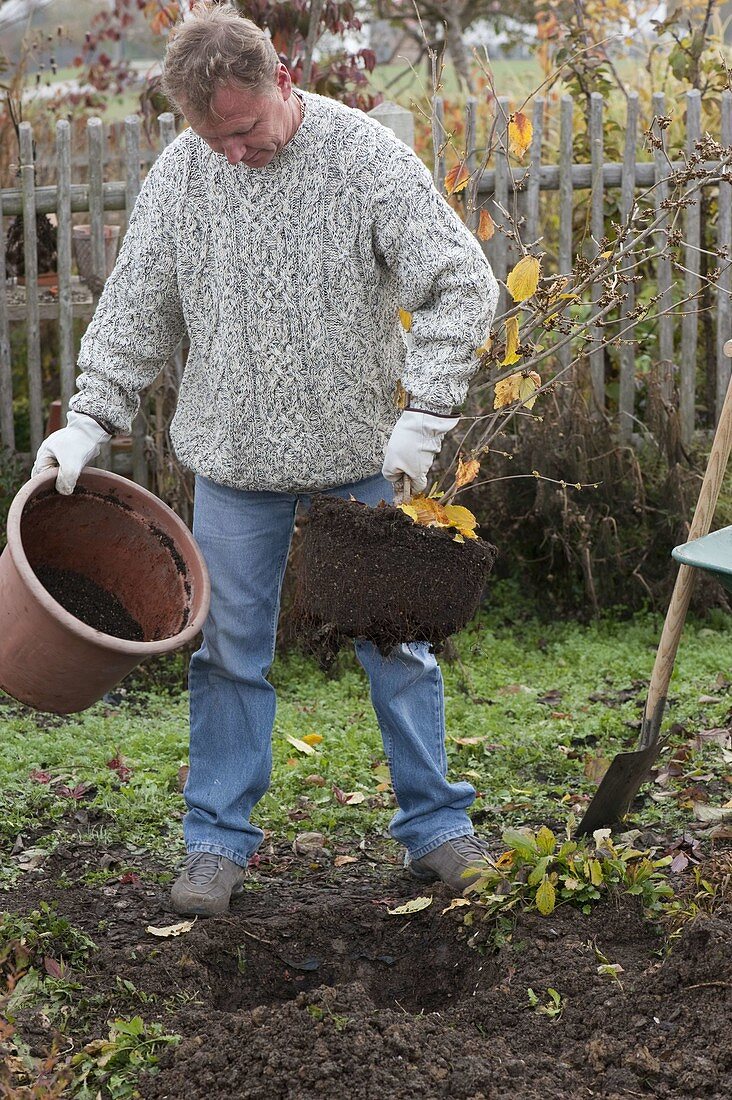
31, 410, 112, 495
382, 409, 460, 496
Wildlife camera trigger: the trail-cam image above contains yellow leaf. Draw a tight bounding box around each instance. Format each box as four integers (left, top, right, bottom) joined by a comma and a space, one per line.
397, 503, 419, 522
445, 162, 470, 196
387, 896, 433, 915
398, 309, 412, 332
405, 495, 450, 527
519, 370, 541, 410
506, 255, 541, 303
475, 336, 492, 358
501, 316, 521, 366
477, 210, 495, 241
508, 111, 533, 159
453, 533, 465, 543
442, 504, 478, 534
455, 457, 480, 489
286, 734, 315, 756
535, 876, 556, 916
301, 733, 323, 746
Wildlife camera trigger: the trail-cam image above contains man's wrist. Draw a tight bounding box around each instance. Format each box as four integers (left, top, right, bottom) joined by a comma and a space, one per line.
405, 403, 455, 418
73, 410, 117, 437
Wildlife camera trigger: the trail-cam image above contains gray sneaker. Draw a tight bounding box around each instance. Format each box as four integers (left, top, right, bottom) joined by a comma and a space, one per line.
406, 834, 493, 893
170, 852, 246, 916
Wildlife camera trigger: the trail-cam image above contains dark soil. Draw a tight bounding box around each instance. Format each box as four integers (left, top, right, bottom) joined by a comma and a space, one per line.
34, 565, 144, 640
3, 837, 731, 1099
295, 496, 497, 652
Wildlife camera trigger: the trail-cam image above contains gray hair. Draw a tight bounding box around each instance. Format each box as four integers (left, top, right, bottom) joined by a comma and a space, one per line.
161, 2, 280, 121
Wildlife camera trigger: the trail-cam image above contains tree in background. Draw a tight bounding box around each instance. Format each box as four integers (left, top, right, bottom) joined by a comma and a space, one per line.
70, 0, 380, 113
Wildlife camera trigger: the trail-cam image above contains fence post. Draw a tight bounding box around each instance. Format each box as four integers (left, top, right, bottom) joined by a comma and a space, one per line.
0, 186, 13, 451
716, 90, 732, 424
588, 92, 605, 415
618, 92, 639, 441
19, 122, 43, 456
680, 89, 702, 445
367, 101, 415, 150
125, 115, 148, 489
57, 120, 74, 419
652, 92, 674, 411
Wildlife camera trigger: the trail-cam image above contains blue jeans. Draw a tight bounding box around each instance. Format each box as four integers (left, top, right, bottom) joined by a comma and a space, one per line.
184, 472, 476, 867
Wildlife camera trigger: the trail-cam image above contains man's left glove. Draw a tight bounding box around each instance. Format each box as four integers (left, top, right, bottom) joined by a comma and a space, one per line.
382, 408, 460, 496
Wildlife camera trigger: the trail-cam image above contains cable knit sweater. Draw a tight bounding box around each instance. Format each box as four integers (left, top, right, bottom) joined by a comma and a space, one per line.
71, 91, 499, 493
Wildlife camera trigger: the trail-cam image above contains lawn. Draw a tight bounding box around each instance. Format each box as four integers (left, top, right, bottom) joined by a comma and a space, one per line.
1, 588, 732, 1096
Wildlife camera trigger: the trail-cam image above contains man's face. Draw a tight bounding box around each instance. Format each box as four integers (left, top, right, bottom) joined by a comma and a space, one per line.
188, 65, 296, 169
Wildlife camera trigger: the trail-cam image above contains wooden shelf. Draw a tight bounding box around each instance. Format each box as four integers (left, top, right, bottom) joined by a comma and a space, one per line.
4, 277, 95, 322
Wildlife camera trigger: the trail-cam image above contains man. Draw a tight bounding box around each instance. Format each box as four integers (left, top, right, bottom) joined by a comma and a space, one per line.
32, 2, 499, 916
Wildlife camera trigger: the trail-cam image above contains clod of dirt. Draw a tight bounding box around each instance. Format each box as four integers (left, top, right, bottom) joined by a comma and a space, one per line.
34, 565, 144, 640
294, 496, 497, 652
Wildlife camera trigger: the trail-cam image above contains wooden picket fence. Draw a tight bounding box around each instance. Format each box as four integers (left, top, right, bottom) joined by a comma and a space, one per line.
1, 88, 731, 486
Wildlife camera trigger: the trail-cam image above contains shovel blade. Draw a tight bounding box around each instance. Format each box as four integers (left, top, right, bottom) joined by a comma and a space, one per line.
576, 743, 662, 836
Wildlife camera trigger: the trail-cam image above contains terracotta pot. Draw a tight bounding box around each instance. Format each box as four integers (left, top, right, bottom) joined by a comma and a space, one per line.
0, 469, 210, 714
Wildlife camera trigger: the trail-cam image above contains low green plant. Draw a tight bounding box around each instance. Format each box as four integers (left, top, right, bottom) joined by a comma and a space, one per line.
70, 1016, 180, 1099
467, 821, 674, 919
0, 902, 96, 969
526, 987, 564, 1019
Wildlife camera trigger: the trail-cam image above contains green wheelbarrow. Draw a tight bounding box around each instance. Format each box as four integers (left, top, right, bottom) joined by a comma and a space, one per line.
578, 346, 732, 835
671, 527, 732, 593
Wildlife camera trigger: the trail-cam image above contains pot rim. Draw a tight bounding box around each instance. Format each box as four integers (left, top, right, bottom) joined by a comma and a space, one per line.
7, 469, 210, 655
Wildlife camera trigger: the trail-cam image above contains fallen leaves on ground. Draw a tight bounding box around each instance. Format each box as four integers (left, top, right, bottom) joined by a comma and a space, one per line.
146, 920, 195, 938
286, 735, 316, 755
387, 896, 433, 915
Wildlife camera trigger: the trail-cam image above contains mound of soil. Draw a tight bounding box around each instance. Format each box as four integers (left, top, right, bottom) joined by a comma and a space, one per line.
295, 496, 497, 652
34, 565, 144, 640
4, 838, 731, 1100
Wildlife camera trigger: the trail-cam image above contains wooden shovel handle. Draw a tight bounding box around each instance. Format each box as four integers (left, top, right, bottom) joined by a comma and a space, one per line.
399, 475, 412, 504
641, 363, 732, 749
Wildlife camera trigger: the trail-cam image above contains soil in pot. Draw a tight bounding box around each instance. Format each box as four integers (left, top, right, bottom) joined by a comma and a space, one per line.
294, 496, 497, 653
34, 564, 144, 640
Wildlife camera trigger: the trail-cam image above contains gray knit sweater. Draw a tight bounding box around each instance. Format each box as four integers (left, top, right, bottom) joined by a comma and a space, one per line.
71, 91, 498, 492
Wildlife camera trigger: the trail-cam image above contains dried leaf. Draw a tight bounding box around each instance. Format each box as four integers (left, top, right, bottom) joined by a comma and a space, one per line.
387, 896, 433, 915
442, 897, 471, 914
445, 162, 470, 195
508, 110, 533, 158
693, 802, 732, 823
501, 316, 521, 366
398, 308, 412, 332
477, 210, 495, 241
584, 754, 611, 785
286, 735, 315, 756
455, 457, 481, 489
344, 791, 366, 805
334, 855, 359, 867
146, 920, 195, 938
494, 370, 541, 411
506, 255, 541, 303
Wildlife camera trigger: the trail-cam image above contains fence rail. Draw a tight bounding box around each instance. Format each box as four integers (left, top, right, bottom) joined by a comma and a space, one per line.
2, 89, 731, 487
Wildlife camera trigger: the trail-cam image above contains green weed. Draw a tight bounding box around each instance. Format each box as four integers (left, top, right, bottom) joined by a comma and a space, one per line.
467, 821, 674, 919
70, 1016, 180, 1099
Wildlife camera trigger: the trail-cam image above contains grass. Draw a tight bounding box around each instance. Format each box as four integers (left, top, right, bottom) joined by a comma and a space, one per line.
1, 582, 732, 886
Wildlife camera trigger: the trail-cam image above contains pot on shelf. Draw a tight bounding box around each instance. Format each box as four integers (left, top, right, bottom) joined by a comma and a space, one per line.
0, 469, 210, 714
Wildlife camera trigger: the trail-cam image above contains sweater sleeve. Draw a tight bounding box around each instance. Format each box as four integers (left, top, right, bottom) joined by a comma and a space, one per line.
69, 147, 186, 433
370, 144, 498, 411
